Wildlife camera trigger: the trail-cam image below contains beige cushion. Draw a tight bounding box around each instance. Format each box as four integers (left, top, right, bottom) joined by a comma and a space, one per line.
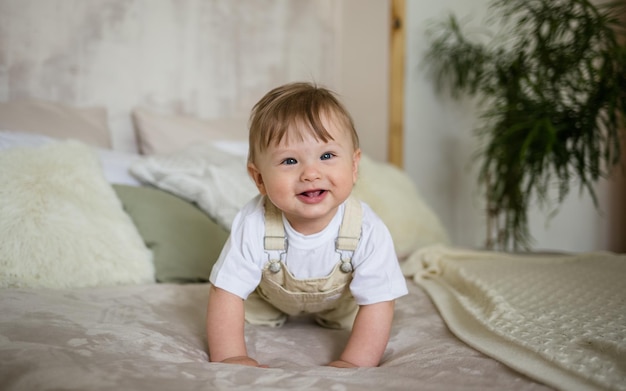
132, 108, 248, 155
0, 100, 111, 148
353, 154, 450, 259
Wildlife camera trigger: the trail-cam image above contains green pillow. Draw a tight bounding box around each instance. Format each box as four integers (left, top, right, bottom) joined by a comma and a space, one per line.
113, 185, 229, 283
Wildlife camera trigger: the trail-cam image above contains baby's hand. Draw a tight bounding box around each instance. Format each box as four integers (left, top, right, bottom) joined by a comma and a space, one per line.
327, 359, 357, 368
220, 356, 268, 368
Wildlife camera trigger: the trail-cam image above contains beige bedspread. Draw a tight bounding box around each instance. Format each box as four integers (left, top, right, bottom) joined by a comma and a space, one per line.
410, 246, 626, 391
0, 279, 550, 391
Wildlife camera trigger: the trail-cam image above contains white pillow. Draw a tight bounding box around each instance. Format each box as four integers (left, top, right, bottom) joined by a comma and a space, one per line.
130, 142, 258, 231
0, 129, 55, 148
0, 141, 155, 288
0, 131, 142, 186
130, 142, 449, 259
96, 148, 143, 186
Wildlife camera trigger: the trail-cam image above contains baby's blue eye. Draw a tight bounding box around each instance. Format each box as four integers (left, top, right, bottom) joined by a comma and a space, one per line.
321, 153, 333, 160
282, 158, 297, 165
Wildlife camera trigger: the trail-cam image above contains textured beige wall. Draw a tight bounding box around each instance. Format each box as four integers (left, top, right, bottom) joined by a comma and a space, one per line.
0, 0, 389, 158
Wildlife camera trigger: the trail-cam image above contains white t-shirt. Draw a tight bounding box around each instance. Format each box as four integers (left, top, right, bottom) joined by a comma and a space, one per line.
209, 195, 408, 305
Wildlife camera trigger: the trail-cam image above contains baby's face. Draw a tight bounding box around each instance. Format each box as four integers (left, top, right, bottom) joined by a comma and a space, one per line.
248, 115, 360, 235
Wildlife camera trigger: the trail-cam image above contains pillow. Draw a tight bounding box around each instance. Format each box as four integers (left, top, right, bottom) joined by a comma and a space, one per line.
0, 141, 154, 288
130, 140, 448, 260
96, 148, 143, 186
352, 154, 450, 259
130, 142, 259, 231
113, 185, 230, 283
0, 129, 55, 148
0, 131, 142, 186
0, 99, 111, 148
132, 108, 248, 155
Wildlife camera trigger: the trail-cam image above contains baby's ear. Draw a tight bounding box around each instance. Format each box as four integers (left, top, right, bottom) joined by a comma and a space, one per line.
247, 162, 267, 195
352, 148, 361, 183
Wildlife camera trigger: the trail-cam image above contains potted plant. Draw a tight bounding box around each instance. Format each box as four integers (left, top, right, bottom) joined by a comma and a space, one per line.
424, 0, 626, 250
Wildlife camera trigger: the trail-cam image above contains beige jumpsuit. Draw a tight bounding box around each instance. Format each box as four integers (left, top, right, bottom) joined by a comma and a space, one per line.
244, 197, 362, 330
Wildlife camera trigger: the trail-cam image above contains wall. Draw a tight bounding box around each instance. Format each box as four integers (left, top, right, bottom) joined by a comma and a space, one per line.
0, 0, 389, 161
404, 0, 615, 252
3, 0, 615, 252
336, 0, 389, 162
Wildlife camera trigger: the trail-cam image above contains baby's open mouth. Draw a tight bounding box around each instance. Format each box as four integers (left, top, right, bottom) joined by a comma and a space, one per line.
300, 190, 326, 197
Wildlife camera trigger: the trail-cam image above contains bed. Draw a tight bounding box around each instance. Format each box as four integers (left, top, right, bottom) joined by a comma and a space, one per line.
1, 100, 624, 391
5, 1, 626, 389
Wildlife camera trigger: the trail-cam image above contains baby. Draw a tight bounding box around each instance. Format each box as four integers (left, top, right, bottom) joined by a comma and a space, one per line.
206, 82, 408, 368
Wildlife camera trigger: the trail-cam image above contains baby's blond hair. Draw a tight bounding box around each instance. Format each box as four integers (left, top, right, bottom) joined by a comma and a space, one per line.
248, 82, 359, 164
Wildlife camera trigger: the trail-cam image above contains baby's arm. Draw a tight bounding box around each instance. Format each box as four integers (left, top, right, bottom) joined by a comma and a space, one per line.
206, 285, 265, 367
328, 300, 395, 368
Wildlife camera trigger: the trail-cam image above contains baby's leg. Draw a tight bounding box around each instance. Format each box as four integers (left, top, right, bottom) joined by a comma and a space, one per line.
315, 297, 358, 330
244, 291, 288, 328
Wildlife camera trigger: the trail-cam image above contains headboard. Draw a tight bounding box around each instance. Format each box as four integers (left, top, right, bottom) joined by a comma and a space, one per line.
0, 0, 396, 161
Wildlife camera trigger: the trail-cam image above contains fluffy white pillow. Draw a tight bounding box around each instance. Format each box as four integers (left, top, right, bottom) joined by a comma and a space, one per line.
0, 141, 155, 288
0, 131, 142, 186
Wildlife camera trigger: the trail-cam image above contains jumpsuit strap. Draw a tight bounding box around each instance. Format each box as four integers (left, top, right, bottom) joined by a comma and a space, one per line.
263, 195, 362, 253
336, 196, 362, 252
264, 197, 286, 252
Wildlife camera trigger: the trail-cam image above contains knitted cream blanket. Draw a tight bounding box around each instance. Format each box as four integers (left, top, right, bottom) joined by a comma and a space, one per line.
407, 245, 626, 391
